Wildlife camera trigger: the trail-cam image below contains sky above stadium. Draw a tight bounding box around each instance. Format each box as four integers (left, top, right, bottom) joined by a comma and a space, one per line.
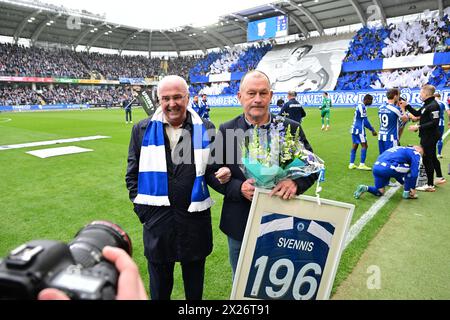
42, 0, 274, 29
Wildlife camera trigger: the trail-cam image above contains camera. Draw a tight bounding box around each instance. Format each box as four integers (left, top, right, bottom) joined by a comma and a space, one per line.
0, 221, 132, 300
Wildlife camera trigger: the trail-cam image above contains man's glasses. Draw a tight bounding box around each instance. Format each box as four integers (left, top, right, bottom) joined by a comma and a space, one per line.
160, 94, 187, 103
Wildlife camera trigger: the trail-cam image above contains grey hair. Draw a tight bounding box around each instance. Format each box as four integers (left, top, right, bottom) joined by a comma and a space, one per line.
157, 75, 189, 98
421, 84, 435, 97
239, 70, 271, 92
287, 90, 297, 97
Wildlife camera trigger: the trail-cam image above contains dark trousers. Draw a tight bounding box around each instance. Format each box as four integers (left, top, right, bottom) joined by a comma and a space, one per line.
125, 109, 132, 122
147, 259, 205, 300
422, 138, 443, 185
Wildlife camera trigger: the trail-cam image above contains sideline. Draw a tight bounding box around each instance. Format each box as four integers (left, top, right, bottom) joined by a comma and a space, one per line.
334, 139, 450, 299
344, 129, 450, 248
0, 135, 110, 151
344, 185, 400, 248
0, 117, 12, 123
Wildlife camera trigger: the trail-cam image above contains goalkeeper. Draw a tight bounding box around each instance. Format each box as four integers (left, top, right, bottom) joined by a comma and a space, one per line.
320, 92, 332, 131
354, 145, 423, 200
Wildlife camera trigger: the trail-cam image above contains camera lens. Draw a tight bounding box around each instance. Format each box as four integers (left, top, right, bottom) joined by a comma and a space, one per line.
69, 221, 132, 268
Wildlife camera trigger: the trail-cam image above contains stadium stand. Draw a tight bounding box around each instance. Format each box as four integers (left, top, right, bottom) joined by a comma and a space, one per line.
1, 0, 449, 110
0, 43, 90, 78
0, 85, 133, 107
336, 9, 450, 90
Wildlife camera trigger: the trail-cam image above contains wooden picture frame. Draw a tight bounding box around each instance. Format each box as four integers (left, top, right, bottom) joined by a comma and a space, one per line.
231, 188, 354, 300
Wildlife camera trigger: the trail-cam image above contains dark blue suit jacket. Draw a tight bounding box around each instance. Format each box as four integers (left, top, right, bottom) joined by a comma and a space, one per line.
217, 114, 318, 241
279, 98, 306, 123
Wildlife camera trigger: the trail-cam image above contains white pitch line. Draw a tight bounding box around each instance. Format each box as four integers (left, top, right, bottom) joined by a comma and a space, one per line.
0, 135, 110, 151
0, 118, 12, 123
442, 129, 450, 141
345, 186, 400, 248
345, 129, 450, 248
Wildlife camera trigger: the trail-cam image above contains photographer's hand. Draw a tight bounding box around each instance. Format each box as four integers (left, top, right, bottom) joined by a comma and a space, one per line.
38, 246, 147, 300
103, 246, 147, 300
38, 288, 70, 300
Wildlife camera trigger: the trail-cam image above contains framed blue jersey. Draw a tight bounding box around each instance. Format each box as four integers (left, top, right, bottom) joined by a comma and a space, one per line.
243, 213, 335, 300
231, 189, 354, 300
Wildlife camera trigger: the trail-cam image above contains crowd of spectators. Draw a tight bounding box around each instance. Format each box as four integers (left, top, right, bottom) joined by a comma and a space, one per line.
338, 10, 450, 90
335, 65, 450, 90
344, 10, 450, 62
382, 16, 450, 58
1, 41, 273, 101
336, 66, 439, 90
0, 43, 203, 81
167, 56, 198, 80
40, 85, 133, 105
229, 43, 272, 72
189, 42, 271, 77
209, 47, 243, 75
344, 26, 390, 62
75, 52, 162, 80
188, 42, 271, 96
222, 81, 240, 95
335, 71, 380, 90
371, 66, 435, 89
0, 43, 90, 78
0, 86, 42, 105
429, 66, 450, 87
0, 85, 133, 106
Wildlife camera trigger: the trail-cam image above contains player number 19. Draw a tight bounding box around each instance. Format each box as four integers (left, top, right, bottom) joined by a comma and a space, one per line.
379, 114, 389, 128
250, 256, 322, 300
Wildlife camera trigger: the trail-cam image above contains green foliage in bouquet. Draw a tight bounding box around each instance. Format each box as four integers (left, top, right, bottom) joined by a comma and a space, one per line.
241, 116, 324, 188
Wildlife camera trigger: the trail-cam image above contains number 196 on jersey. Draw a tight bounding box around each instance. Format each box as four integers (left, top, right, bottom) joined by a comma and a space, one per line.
243, 214, 335, 300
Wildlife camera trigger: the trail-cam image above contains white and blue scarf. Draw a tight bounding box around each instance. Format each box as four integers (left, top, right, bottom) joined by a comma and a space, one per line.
134, 107, 214, 212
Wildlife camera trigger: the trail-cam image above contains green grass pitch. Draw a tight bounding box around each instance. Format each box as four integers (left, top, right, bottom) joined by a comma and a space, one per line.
0, 107, 421, 299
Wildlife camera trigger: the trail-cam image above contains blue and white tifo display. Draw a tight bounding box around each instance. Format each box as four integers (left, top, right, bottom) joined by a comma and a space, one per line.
247, 15, 288, 42
244, 213, 335, 300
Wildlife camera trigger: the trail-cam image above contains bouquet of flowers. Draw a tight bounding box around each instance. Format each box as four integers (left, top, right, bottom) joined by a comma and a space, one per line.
241, 116, 325, 189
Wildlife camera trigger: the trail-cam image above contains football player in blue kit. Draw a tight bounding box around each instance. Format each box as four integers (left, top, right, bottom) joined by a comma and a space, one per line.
354, 145, 423, 200
190, 95, 201, 115
199, 94, 210, 120
349, 94, 378, 170
434, 92, 449, 158
378, 89, 408, 154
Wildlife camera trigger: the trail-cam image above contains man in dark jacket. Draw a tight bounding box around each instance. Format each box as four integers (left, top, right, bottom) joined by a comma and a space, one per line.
216, 70, 319, 278
279, 90, 306, 123
123, 96, 133, 124
126, 75, 229, 300
399, 84, 446, 191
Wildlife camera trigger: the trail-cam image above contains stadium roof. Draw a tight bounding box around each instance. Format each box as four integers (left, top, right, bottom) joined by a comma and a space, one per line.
0, 0, 449, 54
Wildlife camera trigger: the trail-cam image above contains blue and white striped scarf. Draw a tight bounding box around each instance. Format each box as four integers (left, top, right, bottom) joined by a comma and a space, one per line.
134, 107, 214, 212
